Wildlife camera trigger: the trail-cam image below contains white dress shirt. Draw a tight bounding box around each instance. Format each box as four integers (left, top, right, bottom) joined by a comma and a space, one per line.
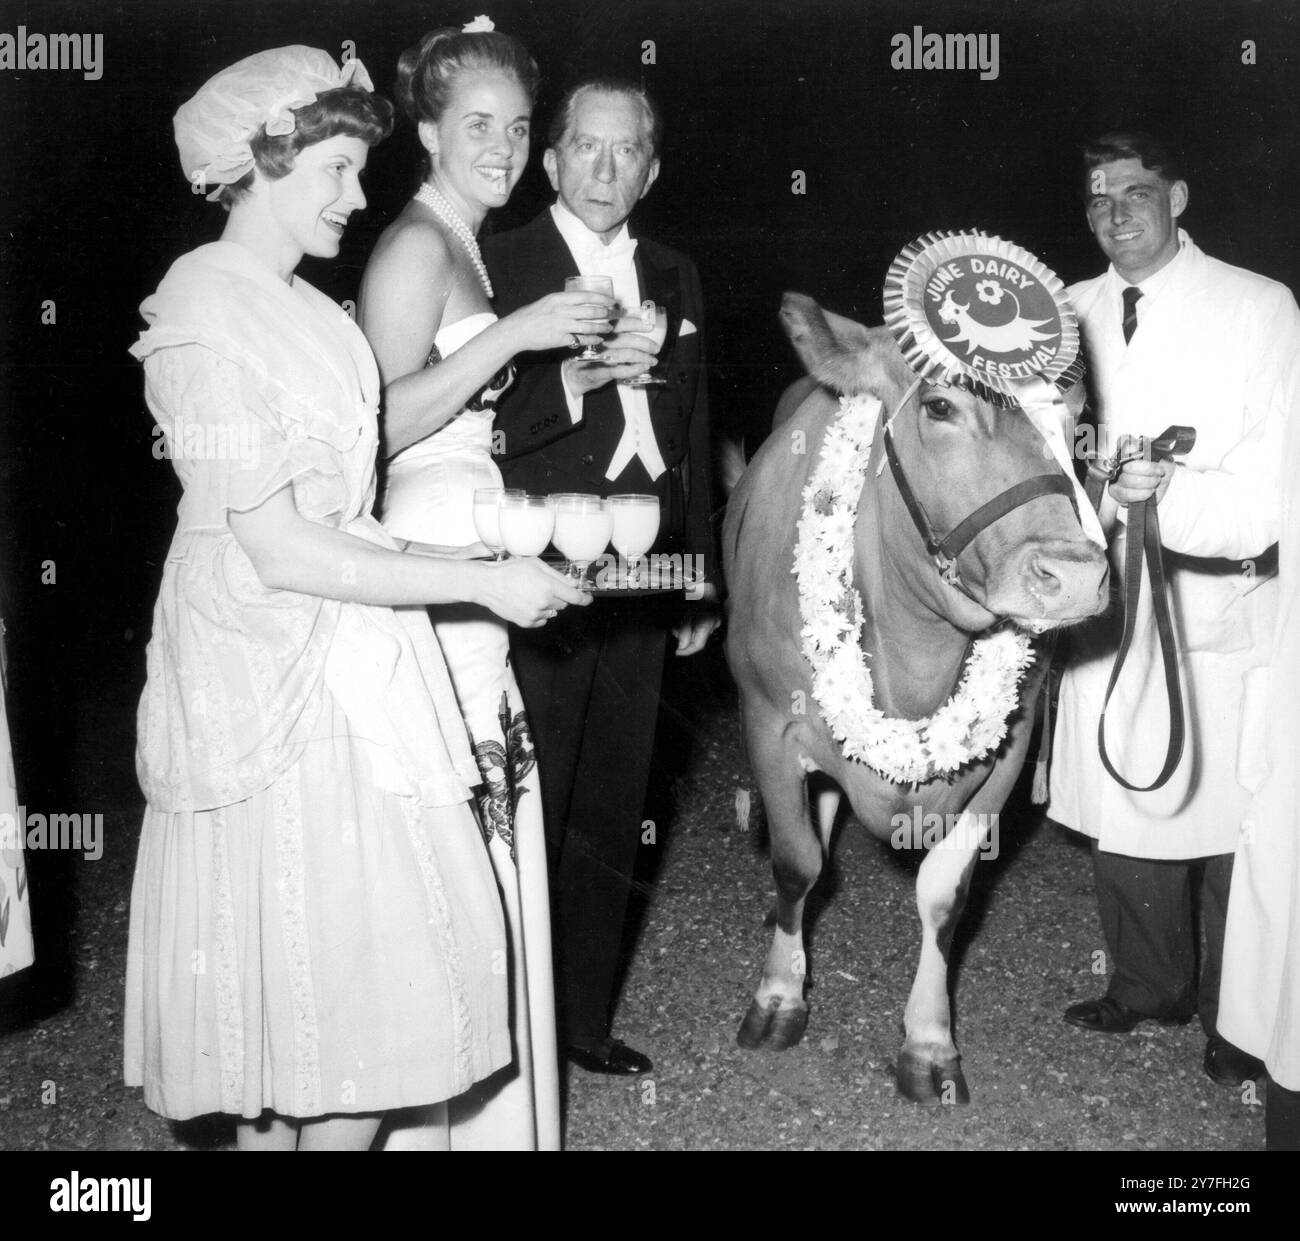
551, 201, 667, 481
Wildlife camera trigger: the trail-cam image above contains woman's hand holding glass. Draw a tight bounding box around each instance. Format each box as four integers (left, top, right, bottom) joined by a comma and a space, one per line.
505, 287, 616, 355
563, 276, 617, 359
478, 556, 591, 628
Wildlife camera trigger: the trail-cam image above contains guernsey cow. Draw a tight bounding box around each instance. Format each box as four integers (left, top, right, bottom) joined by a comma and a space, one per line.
725, 284, 1108, 1105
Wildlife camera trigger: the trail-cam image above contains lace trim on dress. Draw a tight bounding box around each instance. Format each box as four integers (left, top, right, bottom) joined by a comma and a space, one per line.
401, 795, 475, 1090
273, 773, 322, 1115
209, 804, 246, 1114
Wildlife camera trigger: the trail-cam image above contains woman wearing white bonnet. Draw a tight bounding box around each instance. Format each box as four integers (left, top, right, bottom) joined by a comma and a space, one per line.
124, 45, 586, 1151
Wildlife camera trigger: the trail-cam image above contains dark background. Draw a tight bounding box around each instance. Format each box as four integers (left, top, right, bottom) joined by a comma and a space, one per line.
1, 0, 1296, 1012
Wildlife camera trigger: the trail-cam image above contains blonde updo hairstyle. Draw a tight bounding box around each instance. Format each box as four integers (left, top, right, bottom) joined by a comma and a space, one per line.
396, 26, 540, 152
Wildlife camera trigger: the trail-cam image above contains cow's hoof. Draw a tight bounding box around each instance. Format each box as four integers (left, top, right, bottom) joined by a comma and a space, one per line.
736, 998, 809, 1051
896, 1051, 971, 1107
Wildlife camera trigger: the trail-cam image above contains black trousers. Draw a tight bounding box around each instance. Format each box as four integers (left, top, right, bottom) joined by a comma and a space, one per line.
1093, 844, 1233, 1035
511, 596, 673, 1049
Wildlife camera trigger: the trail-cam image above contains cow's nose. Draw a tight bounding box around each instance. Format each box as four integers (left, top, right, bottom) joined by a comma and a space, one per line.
1024, 550, 1064, 598
1020, 544, 1108, 618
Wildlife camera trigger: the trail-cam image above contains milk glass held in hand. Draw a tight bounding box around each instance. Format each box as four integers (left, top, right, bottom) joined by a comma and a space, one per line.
550, 493, 613, 585
618, 302, 668, 387
564, 275, 615, 359
608, 494, 660, 586
499, 492, 554, 557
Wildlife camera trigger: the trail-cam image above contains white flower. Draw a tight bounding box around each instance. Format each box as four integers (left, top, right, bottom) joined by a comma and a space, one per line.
793, 388, 1032, 785
462, 15, 496, 33
814, 669, 856, 725
819, 503, 856, 551
821, 431, 863, 480
806, 569, 847, 611
805, 610, 847, 652
924, 722, 969, 772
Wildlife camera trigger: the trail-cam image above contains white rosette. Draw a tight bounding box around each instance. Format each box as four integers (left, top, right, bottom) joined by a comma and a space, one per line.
882, 230, 1083, 410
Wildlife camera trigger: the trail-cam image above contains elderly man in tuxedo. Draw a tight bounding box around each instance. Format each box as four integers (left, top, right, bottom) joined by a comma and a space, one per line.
484, 78, 717, 1076
1051, 131, 1300, 1089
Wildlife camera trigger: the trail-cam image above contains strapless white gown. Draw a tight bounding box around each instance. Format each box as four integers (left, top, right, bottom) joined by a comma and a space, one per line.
381, 314, 560, 1151
382, 313, 506, 548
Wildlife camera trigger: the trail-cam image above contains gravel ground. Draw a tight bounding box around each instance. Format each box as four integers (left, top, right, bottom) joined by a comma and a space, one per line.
0, 645, 1265, 1152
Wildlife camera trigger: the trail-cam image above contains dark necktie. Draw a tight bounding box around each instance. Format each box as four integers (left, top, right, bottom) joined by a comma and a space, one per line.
1121, 285, 1142, 345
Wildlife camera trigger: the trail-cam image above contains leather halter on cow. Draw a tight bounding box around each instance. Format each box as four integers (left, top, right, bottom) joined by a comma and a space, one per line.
724, 231, 1110, 1106
880, 233, 1103, 619
881, 378, 1081, 598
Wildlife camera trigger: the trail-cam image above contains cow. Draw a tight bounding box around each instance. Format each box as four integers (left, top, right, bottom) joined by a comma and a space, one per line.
723, 293, 1109, 1105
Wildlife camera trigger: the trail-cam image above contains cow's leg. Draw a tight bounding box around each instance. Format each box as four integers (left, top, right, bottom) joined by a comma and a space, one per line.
737, 733, 828, 1051
897, 810, 990, 1105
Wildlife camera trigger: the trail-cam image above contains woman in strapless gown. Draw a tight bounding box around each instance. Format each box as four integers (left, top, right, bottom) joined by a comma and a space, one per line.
359, 25, 613, 1150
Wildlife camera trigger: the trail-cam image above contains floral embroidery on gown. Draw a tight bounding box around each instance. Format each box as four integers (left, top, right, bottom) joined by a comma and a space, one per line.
472, 692, 538, 858
123, 242, 510, 1121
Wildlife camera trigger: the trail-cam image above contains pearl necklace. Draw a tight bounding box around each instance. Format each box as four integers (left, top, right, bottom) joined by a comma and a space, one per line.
414, 182, 494, 299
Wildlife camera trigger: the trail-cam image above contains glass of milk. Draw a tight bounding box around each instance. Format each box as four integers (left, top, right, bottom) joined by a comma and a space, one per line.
550, 493, 613, 585
608, 494, 660, 586
499, 493, 555, 558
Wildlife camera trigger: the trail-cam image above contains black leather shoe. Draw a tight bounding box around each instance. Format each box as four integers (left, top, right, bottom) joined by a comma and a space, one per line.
1063, 995, 1192, 1034
1203, 1036, 1264, 1087
566, 1038, 653, 1076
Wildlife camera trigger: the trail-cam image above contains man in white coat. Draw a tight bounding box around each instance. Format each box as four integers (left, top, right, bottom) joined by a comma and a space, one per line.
1050, 131, 1300, 1088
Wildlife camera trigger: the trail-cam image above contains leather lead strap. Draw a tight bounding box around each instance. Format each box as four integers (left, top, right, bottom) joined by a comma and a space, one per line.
1091, 490, 1186, 792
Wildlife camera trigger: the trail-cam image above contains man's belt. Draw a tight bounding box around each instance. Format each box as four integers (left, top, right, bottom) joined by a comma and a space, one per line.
1085, 426, 1197, 792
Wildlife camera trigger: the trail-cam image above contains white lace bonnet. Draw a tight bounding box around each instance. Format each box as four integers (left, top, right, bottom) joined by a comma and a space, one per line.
174, 45, 375, 199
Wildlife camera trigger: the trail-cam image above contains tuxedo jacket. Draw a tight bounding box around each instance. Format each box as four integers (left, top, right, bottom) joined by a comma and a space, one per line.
483, 210, 715, 582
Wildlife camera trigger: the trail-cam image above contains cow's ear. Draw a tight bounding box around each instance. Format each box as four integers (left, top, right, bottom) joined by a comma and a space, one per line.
780, 293, 877, 396
780, 293, 836, 373
821, 307, 874, 353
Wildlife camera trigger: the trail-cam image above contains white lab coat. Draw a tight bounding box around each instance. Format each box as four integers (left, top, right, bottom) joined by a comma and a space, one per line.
1218, 397, 1300, 1089
1050, 232, 1300, 860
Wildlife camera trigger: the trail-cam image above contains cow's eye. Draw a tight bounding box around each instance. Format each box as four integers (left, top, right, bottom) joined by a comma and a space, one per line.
923, 397, 954, 421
